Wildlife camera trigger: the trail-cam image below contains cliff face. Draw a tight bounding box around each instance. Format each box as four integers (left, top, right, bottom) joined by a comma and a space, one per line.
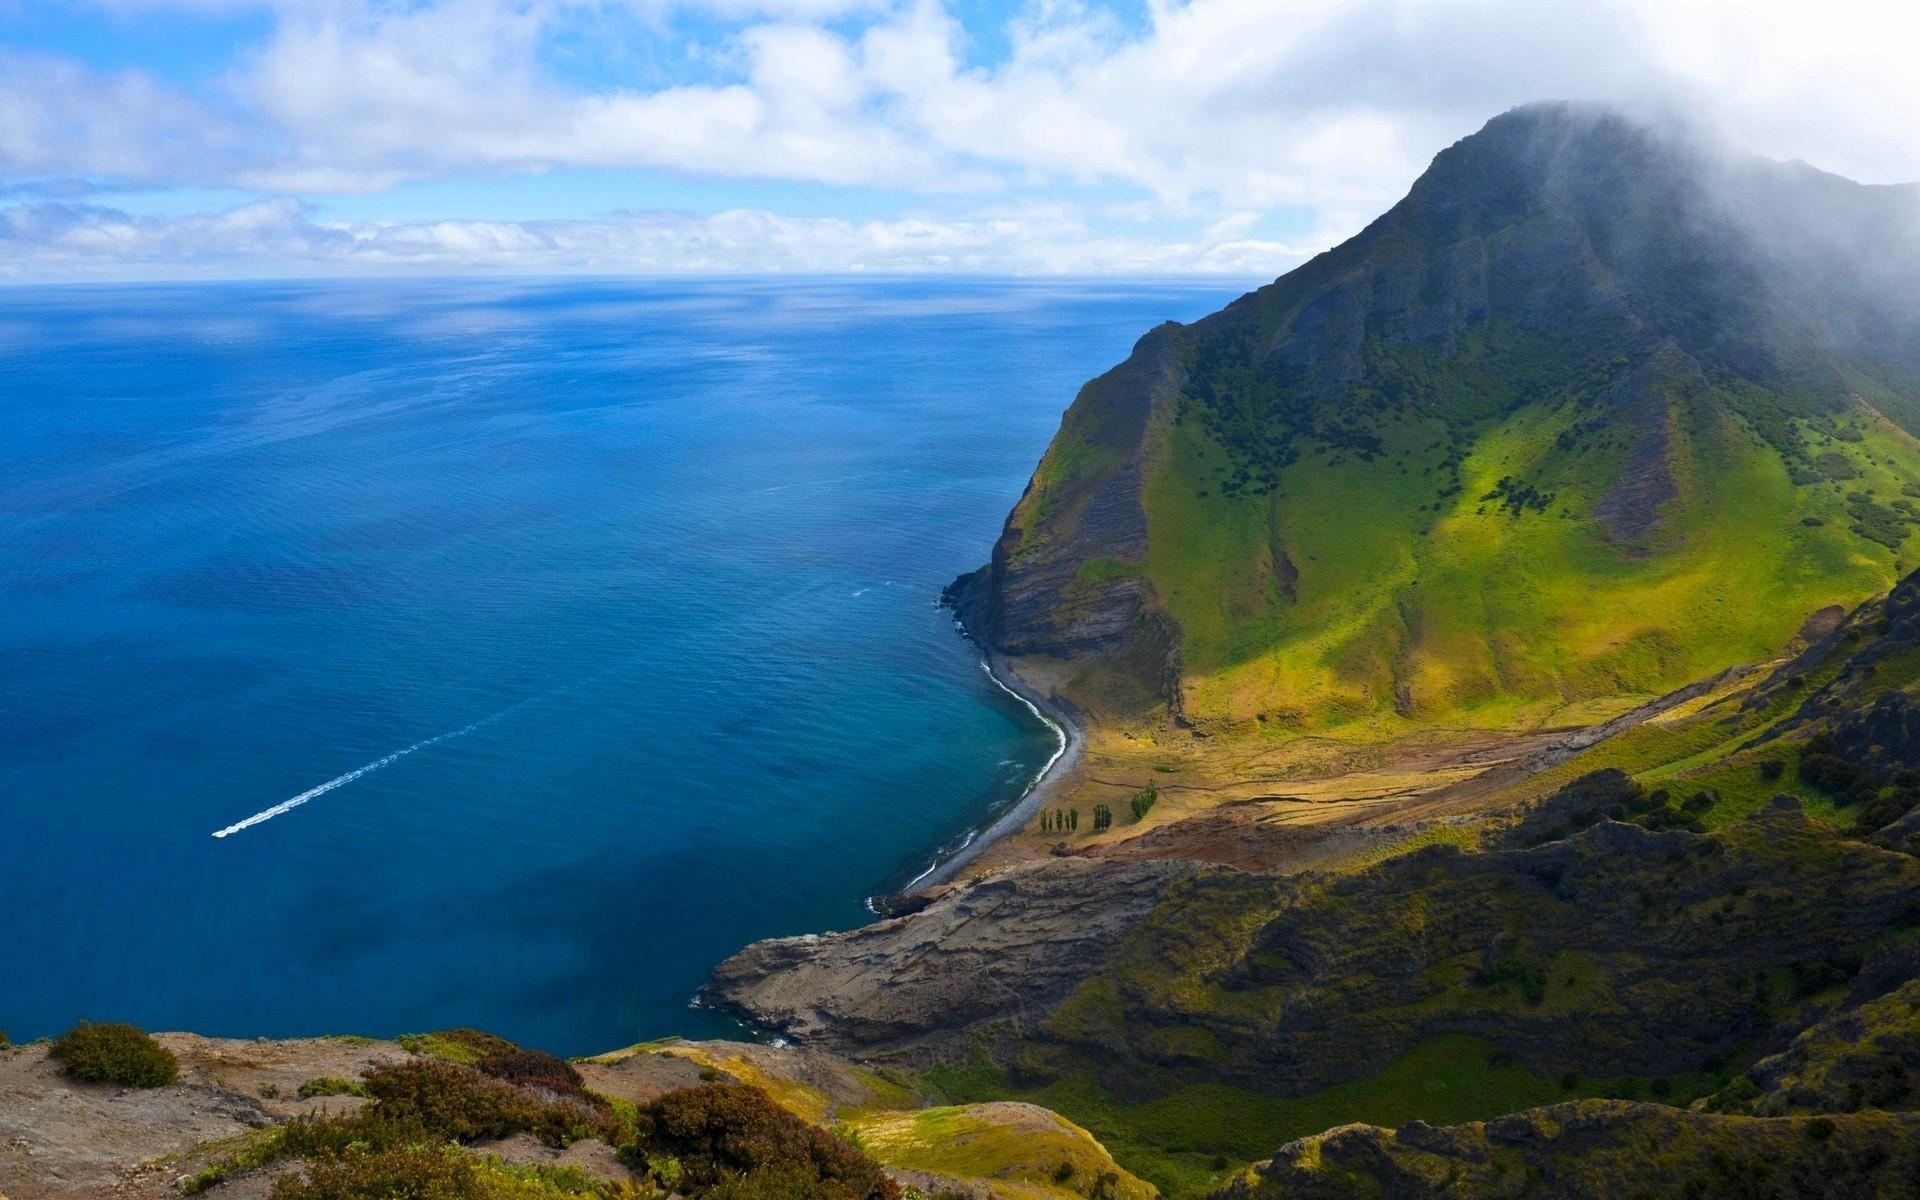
944, 324, 1185, 661
954, 102, 1920, 731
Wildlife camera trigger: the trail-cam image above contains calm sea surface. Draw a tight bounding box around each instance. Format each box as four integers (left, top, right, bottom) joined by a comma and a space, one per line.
0, 277, 1244, 1053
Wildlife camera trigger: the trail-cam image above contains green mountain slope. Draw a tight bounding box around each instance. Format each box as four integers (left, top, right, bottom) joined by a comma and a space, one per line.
950, 102, 1920, 734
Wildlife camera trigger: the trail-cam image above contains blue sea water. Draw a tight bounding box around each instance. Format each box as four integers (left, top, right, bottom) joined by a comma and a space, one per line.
0, 277, 1245, 1054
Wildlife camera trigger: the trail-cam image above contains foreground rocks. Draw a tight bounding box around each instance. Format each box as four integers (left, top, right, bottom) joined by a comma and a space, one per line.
0, 1031, 1146, 1200
710, 857, 1197, 1064
0, 1034, 407, 1199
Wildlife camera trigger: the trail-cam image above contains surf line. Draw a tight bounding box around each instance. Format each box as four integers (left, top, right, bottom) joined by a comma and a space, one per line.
211, 705, 518, 839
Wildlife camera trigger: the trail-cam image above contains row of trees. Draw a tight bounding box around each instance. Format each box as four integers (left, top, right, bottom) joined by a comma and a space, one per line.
1039, 784, 1162, 836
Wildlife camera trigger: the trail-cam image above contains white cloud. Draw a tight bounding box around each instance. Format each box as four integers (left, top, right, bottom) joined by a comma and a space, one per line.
0, 196, 1310, 278
0, 51, 246, 184
7, 0, 1920, 277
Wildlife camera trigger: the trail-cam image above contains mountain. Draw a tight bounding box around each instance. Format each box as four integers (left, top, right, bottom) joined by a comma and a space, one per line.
948, 102, 1920, 734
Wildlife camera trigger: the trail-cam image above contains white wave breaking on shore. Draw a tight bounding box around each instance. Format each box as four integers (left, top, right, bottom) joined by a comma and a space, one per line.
888, 658, 1072, 895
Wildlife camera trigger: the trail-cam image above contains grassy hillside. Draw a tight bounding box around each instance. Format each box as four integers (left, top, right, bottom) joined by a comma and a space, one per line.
1147, 336, 1916, 732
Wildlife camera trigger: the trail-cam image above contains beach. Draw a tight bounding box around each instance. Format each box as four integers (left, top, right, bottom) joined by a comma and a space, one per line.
899, 653, 1085, 893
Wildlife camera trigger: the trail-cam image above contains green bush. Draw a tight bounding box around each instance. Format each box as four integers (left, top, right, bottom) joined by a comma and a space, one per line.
191, 1059, 625, 1196
270, 1144, 482, 1200
297, 1076, 371, 1099
360, 1059, 612, 1146
396, 1028, 519, 1066
476, 1049, 591, 1101
633, 1085, 900, 1200
50, 1022, 178, 1088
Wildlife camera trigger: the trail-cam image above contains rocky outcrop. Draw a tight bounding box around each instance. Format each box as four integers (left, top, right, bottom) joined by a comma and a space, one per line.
0, 1034, 411, 1199
707, 857, 1198, 1064
1589, 344, 1693, 544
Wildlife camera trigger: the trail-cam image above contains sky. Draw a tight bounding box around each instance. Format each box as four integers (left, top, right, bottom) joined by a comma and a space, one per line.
2, 0, 1918, 281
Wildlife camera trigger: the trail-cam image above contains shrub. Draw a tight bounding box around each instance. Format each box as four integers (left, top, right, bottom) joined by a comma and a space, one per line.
475, 1049, 590, 1101
1759, 760, 1785, 782
633, 1085, 899, 1200
1855, 788, 1920, 834
192, 1060, 621, 1196
1798, 751, 1874, 802
0, 1030, 10, 1049
297, 1076, 370, 1099
360, 1059, 611, 1147
1476, 947, 1547, 1006
396, 1028, 518, 1066
50, 1022, 178, 1087
271, 1144, 482, 1200
1682, 790, 1717, 813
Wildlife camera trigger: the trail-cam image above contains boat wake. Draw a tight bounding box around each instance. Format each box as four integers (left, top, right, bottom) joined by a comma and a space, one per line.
210, 705, 518, 839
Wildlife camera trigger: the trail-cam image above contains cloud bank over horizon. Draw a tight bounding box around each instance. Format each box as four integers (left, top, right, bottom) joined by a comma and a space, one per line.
3, 0, 1918, 281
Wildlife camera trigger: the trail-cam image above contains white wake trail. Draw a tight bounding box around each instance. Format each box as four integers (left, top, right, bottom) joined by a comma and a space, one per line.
211, 710, 506, 839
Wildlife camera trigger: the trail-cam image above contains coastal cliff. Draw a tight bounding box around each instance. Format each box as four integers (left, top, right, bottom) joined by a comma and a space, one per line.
942, 324, 1185, 666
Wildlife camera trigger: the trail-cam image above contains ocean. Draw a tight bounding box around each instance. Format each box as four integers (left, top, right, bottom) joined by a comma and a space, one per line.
0, 276, 1245, 1054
